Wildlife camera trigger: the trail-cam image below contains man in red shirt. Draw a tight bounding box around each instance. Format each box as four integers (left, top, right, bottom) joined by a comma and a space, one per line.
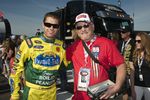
66, 13, 126, 100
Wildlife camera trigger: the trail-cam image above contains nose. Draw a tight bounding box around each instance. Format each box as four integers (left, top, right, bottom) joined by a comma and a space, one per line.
80, 27, 86, 31
48, 26, 54, 30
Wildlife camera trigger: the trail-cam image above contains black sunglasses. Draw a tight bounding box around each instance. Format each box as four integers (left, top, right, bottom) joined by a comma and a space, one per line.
44, 23, 59, 29
135, 40, 141, 43
120, 31, 127, 34
75, 24, 90, 30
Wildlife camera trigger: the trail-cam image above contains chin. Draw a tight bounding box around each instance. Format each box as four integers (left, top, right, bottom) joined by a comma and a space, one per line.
46, 34, 55, 38
81, 37, 86, 41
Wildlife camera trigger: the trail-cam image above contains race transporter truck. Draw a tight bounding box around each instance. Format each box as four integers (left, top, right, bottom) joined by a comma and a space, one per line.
53, 0, 134, 45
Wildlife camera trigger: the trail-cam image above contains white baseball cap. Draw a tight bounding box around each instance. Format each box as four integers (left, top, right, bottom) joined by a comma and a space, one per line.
75, 13, 91, 24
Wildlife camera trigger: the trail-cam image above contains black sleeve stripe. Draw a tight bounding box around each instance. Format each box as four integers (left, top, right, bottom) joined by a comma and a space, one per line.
25, 38, 33, 48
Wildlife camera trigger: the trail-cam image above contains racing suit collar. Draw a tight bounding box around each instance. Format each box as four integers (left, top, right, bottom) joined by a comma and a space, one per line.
40, 34, 55, 43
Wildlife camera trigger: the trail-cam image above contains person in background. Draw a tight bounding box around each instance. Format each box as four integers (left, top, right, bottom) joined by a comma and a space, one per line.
10, 35, 16, 44
15, 35, 25, 51
20, 35, 27, 41
58, 61, 68, 91
0, 39, 11, 77
131, 32, 150, 100
117, 26, 135, 100
66, 13, 126, 100
35, 28, 42, 36
4, 39, 16, 93
0, 40, 5, 74
10, 12, 68, 100
106, 31, 121, 83
108, 31, 120, 47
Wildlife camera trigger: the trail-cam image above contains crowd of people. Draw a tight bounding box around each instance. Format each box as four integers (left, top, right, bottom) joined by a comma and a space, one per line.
0, 12, 150, 100
0, 35, 26, 77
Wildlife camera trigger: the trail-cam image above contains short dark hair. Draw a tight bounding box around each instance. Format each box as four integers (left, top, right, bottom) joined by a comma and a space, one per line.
43, 12, 60, 24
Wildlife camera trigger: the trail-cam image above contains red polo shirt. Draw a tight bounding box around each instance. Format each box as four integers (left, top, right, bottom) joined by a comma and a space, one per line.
66, 36, 124, 100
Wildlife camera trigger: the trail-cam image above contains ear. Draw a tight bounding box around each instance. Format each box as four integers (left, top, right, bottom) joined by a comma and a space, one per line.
127, 32, 131, 35
91, 22, 95, 31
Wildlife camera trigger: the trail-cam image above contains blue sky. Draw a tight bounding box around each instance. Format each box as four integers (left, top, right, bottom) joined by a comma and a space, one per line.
0, 0, 150, 36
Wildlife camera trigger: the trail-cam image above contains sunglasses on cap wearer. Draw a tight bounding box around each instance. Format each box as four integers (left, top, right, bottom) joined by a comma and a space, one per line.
75, 24, 90, 30
135, 40, 141, 43
44, 23, 59, 29
119, 31, 128, 34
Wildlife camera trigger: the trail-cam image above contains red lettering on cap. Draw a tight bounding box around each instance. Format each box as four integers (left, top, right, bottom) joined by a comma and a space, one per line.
77, 14, 87, 19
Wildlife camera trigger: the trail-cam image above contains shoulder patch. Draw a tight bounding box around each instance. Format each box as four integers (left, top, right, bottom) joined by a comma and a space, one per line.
54, 39, 63, 46
34, 40, 42, 44
54, 39, 66, 49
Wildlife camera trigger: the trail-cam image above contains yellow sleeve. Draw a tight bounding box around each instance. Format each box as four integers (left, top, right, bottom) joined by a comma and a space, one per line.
11, 40, 29, 99
61, 42, 68, 67
63, 50, 69, 67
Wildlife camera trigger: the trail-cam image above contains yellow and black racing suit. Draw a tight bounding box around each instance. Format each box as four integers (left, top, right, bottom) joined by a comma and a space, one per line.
10, 34, 68, 100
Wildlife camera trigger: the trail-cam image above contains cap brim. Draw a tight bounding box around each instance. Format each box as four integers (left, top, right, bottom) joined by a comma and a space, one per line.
114, 29, 129, 33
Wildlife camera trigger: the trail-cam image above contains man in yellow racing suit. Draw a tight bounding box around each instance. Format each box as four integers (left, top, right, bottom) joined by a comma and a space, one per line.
10, 12, 68, 100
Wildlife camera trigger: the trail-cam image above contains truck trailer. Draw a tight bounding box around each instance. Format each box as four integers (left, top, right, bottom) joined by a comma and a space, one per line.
54, 0, 133, 45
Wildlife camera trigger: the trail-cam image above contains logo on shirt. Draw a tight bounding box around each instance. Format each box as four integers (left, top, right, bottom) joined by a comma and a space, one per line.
80, 71, 88, 76
33, 45, 44, 49
34, 40, 42, 44
34, 52, 60, 67
92, 46, 100, 57
56, 47, 60, 52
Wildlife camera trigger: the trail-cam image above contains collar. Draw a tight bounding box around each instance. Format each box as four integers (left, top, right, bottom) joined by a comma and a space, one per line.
40, 34, 55, 43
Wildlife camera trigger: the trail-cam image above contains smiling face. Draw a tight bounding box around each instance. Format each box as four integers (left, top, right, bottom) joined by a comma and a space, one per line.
74, 21, 94, 41
42, 16, 59, 38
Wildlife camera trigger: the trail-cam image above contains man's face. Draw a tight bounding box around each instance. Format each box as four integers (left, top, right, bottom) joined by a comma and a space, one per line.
75, 22, 94, 41
43, 17, 59, 38
120, 31, 130, 40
